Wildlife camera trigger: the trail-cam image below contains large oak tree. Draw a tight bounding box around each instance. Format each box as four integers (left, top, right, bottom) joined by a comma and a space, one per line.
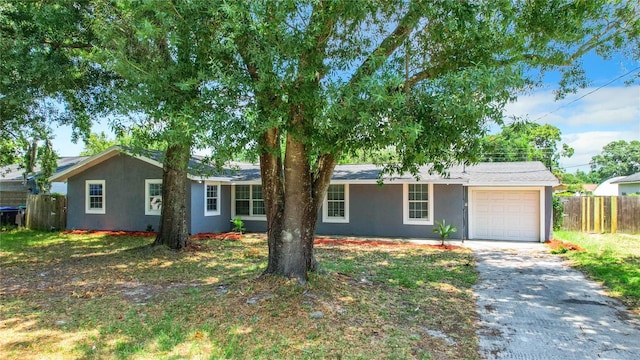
0, 0, 109, 189
591, 140, 640, 182
88, 0, 247, 249
5, 1, 638, 282
222, 0, 639, 282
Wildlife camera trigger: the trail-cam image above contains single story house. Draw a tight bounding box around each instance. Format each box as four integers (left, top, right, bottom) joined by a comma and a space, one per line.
612, 173, 640, 196
593, 176, 626, 196
0, 156, 87, 207
50, 146, 558, 242
553, 183, 597, 195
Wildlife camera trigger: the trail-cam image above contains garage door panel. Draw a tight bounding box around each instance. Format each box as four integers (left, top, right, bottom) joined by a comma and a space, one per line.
471, 189, 540, 242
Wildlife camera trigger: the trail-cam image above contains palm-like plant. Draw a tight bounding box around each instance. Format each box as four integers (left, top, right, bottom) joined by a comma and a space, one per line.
433, 220, 458, 246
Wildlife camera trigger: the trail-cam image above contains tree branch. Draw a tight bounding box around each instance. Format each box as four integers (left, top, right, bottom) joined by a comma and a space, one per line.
43, 39, 93, 50
312, 153, 336, 211
347, 1, 422, 89
296, 0, 334, 84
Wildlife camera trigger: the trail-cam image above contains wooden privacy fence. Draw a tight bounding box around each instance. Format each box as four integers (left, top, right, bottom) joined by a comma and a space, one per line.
26, 194, 66, 231
561, 196, 640, 234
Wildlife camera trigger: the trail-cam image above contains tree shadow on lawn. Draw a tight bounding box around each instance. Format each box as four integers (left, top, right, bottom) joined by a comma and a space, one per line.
1, 233, 481, 359
567, 251, 640, 313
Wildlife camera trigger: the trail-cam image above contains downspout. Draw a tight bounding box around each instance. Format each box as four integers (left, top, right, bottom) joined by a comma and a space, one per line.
462, 163, 468, 243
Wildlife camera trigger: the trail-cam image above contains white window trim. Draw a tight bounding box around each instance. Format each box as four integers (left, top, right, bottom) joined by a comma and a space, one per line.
85, 180, 106, 214
204, 182, 221, 216
402, 183, 434, 225
322, 184, 349, 223
145, 179, 162, 216
231, 184, 267, 221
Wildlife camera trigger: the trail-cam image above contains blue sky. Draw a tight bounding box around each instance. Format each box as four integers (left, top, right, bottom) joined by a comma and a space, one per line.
503, 53, 640, 172
52, 53, 639, 173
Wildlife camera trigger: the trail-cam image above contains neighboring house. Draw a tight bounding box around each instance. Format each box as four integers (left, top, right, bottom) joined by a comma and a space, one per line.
553, 183, 597, 195
593, 176, 626, 196
583, 184, 598, 193
50, 146, 558, 242
0, 156, 87, 207
612, 173, 640, 195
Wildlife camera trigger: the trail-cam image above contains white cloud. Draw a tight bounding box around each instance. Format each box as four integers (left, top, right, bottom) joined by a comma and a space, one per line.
505, 86, 640, 128
504, 85, 640, 173
560, 131, 639, 171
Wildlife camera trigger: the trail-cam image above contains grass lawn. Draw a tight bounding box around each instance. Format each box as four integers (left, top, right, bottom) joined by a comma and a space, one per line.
553, 231, 640, 315
0, 230, 479, 359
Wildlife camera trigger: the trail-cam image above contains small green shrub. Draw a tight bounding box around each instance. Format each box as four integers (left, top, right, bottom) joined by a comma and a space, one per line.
433, 219, 457, 245
230, 217, 246, 233
552, 196, 564, 230
550, 246, 569, 254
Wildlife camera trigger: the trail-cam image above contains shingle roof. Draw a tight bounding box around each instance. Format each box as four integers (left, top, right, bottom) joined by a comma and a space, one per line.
461, 162, 559, 185
231, 161, 558, 185
0, 156, 88, 182
612, 172, 640, 184
47, 146, 558, 186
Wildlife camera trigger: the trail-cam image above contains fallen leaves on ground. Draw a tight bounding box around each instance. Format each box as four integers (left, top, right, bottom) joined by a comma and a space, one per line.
0, 230, 479, 359
545, 239, 585, 252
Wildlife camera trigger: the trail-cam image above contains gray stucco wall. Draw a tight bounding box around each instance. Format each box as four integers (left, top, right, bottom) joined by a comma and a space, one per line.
545, 186, 553, 241
190, 182, 232, 234
67, 155, 173, 231
240, 183, 464, 239
316, 183, 464, 239
242, 218, 268, 233
619, 183, 640, 195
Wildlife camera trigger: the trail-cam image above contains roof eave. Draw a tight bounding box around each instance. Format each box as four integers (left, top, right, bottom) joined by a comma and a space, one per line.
49, 146, 125, 182
188, 175, 234, 182
466, 181, 559, 187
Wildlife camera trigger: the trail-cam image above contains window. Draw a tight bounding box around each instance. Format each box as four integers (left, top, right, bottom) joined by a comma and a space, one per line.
403, 183, 433, 225
145, 179, 162, 215
233, 184, 265, 219
85, 180, 105, 214
205, 182, 220, 216
323, 184, 349, 223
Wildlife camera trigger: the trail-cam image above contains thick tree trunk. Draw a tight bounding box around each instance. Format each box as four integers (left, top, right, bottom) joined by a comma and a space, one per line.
261, 130, 336, 283
153, 143, 191, 250
260, 130, 285, 275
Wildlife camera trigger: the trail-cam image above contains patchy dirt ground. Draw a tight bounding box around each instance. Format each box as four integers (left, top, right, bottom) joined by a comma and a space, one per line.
1, 231, 479, 359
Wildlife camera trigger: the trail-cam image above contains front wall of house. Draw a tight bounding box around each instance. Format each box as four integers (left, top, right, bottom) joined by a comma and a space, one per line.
545, 186, 553, 240
316, 183, 464, 239
238, 183, 464, 239
619, 183, 640, 196
67, 155, 172, 231
190, 182, 232, 234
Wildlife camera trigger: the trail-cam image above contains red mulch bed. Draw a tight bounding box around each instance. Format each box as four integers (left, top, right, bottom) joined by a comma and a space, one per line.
64, 230, 157, 237
63, 230, 243, 241
545, 239, 585, 252
62, 230, 462, 250
313, 237, 464, 250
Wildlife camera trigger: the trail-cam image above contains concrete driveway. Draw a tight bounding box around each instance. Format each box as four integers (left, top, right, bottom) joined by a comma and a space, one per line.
471, 242, 640, 360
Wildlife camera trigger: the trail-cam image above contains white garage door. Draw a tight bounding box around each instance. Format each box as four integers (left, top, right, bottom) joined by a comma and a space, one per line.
470, 189, 540, 241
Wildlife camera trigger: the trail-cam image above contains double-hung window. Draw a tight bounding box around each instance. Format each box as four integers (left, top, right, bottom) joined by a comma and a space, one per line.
233, 184, 265, 219
145, 179, 162, 215
403, 183, 433, 225
205, 182, 220, 216
323, 184, 349, 223
85, 180, 105, 214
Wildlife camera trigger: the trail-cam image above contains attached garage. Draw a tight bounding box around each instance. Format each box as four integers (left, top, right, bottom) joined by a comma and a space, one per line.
468, 187, 544, 242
